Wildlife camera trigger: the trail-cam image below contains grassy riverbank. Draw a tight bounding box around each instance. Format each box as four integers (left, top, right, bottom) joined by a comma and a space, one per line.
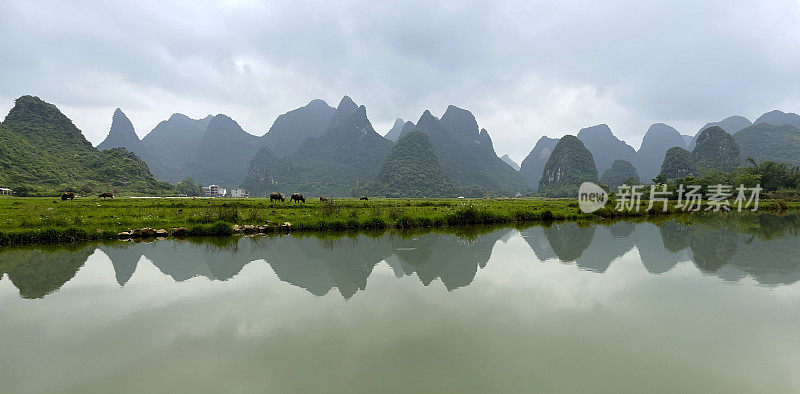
0, 196, 797, 246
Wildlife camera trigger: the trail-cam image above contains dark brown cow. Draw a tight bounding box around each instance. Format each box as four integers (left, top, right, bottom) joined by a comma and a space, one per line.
360, 196, 369, 201
290, 193, 306, 203
319, 196, 328, 202
269, 192, 285, 202
61, 192, 75, 201
99, 192, 114, 200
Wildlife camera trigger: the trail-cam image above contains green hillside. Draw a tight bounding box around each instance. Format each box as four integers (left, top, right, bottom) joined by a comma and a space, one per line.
241, 97, 394, 197
0, 96, 173, 195
635, 123, 685, 181
240, 146, 301, 197
96, 108, 146, 156
413, 107, 527, 195
359, 130, 455, 198
289, 103, 393, 196
660, 147, 697, 179
519, 136, 560, 190
140, 113, 212, 183
538, 135, 598, 196
692, 126, 740, 173
660, 127, 740, 180
576, 124, 638, 175
734, 123, 800, 167
260, 99, 335, 156
601, 159, 640, 188
185, 114, 261, 189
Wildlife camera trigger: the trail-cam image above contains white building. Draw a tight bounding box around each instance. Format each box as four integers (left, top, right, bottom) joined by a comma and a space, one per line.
0, 188, 11, 195
230, 188, 249, 198
202, 185, 227, 198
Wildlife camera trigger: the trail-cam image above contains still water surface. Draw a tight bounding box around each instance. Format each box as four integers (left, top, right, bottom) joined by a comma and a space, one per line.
2, 214, 800, 392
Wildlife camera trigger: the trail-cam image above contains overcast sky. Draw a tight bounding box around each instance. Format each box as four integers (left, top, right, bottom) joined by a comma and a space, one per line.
2, 0, 799, 162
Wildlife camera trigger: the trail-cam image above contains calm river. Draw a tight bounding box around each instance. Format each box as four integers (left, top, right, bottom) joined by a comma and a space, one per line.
2, 213, 800, 392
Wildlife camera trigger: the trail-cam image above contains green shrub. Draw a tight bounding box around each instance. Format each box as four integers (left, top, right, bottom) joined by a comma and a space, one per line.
188, 221, 233, 236
209, 221, 234, 235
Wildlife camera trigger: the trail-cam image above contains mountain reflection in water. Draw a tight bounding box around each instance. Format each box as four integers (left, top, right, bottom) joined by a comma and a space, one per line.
2, 212, 800, 300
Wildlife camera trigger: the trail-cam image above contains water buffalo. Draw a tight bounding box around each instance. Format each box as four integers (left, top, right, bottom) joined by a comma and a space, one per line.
61, 192, 75, 201
99, 192, 114, 200
269, 192, 285, 202
360, 196, 369, 201
290, 193, 306, 203
319, 196, 328, 202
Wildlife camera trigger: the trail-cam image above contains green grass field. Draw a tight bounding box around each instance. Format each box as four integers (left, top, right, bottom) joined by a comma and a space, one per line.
0, 196, 797, 246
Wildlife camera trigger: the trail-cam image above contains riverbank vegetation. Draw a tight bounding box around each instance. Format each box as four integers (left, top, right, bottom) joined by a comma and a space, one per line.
653, 159, 800, 198
0, 196, 797, 247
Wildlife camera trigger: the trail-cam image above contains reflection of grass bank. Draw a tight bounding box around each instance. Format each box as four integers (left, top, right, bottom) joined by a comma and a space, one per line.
0, 197, 797, 247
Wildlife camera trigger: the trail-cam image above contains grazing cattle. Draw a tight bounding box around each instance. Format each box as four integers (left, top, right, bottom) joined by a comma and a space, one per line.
61, 192, 75, 201
99, 192, 114, 200
269, 192, 285, 202
360, 196, 369, 201
319, 196, 328, 202
290, 193, 306, 203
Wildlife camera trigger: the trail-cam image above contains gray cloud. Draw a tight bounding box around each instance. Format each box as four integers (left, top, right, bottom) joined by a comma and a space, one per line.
2, 0, 799, 162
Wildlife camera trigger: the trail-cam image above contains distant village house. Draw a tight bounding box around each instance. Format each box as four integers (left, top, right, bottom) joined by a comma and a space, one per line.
230, 188, 249, 198
0, 187, 12, 195
202, 185, 227, 198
